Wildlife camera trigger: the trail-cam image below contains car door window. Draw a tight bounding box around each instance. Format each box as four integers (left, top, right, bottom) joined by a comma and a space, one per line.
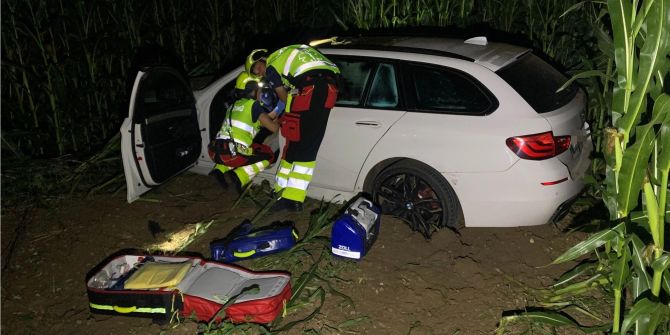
366, 63, 399, 108
137, 70, 194, 118
408, 64, 495, 115
332, 59, 374, 106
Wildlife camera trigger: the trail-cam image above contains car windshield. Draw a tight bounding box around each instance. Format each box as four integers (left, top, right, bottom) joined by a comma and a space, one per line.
497, 53, 577, 114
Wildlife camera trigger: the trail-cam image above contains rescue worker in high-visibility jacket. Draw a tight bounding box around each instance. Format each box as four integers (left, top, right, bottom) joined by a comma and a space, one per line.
246, 45, 339, 212
208, 72, 280, 194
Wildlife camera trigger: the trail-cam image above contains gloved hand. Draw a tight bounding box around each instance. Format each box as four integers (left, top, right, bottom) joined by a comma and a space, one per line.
272, 100, 286, 117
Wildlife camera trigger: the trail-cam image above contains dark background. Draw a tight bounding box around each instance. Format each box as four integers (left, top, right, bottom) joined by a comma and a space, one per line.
1, 0, 601, 158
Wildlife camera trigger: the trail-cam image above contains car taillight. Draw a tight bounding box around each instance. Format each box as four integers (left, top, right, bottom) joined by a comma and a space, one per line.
506, 131, 571, 160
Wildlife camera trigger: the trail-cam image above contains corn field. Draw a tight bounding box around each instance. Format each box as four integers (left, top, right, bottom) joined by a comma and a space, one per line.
3, 0, 601, 158
1, 0, 321, 157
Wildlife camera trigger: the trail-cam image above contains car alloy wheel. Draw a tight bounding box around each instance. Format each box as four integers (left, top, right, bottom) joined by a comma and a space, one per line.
372, 160, 462, 239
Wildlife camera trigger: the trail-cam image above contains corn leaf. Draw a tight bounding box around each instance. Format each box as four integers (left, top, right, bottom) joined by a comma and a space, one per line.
553, 222, 624, 264
551, 273, 606, 298
611, 246, 630, 289
663, 269, 670, 295
499, 311, 609, 333
314, 273, 354, 308
560, 1, 585, 18
557, 70, 607, 92
337, 316, 369, 328
630, 0, 655, 37
272, 287, 325, 333
630, 211, 648, 224
629, 235, 652, 291
594, 21, 615, 59
607, 0, 634, 122
288, 255, 321, 306
617, 104, 666, 216
651, 62, 670, 98
620, 298, 669, 334
553, 261, 598, 287
658, 95, 670, 173
631, 275, 647, 301
651, 253, 670, 273
617, 0, 670, 145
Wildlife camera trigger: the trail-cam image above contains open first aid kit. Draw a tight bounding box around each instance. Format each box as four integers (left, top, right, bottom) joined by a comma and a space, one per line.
210, 220, 298, 263
331, 196, 381, 260
86, 254, 291, 323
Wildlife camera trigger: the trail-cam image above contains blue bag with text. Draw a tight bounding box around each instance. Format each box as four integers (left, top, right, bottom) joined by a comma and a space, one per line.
331, 196, 381, 260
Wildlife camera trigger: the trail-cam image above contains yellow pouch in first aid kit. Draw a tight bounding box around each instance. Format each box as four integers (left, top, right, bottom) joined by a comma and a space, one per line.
123, 262, 191, 289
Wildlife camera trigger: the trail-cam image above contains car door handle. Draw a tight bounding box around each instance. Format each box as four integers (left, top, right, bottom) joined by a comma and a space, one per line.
355, 121, 381, 127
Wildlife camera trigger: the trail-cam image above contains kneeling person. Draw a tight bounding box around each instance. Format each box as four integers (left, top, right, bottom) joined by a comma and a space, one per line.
209, 73, 280, 193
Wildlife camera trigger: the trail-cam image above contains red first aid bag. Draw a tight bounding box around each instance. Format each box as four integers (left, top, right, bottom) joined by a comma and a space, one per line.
86, 255, 291, 324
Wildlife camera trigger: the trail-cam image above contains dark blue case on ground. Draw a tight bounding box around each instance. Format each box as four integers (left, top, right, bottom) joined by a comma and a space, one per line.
331, 196, 381, 260
210, 220, 298, 263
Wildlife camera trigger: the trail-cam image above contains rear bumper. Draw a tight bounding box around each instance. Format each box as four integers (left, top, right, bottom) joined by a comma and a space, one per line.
549, 194, 580, 224
445, 158, 585, 227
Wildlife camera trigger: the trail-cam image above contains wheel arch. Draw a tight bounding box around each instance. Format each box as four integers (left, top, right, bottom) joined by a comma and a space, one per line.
361, 157, 405, 194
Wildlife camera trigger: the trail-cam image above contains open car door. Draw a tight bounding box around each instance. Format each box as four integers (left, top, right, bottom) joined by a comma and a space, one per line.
121, 67, 201, 203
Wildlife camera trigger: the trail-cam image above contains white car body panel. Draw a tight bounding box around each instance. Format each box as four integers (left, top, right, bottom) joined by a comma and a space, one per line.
121, 71, 155, 203
121, 121, 153, 203
314, 106, 406, 191
445, 158, 581, 227
538, 91, 592, 181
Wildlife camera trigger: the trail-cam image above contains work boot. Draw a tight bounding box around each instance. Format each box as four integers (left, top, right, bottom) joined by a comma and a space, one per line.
270, 198, 303, 213
209, 169, 229, 189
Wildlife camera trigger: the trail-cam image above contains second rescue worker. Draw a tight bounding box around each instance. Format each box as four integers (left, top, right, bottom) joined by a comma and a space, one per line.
247, 45, 340, 212
208, 72, 279, 194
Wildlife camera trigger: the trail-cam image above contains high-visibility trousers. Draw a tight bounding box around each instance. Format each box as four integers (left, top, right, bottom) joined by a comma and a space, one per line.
274, 160, 316, 202
215, 144, 274, 187
216, 160, 270, 187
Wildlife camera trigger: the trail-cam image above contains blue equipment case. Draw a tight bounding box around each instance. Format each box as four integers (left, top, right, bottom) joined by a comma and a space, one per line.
331, 196, 381, 260
211, 220, 298, 263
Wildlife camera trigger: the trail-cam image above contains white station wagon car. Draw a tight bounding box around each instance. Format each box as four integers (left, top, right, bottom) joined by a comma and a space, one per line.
121, 36, 592, 232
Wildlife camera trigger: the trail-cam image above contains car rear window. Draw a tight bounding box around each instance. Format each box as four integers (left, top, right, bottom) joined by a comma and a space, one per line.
497, 53, 577, 113
407, 63, 496, 115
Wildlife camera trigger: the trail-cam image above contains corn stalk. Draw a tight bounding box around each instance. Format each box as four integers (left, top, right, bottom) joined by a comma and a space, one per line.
499, 0, 670, 333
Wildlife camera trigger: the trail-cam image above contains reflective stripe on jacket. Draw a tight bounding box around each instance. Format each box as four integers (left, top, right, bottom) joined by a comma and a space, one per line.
216, 98, 260, 154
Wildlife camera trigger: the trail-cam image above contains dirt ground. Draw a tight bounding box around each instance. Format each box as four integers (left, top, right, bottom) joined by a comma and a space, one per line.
1, 173, 590, 334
